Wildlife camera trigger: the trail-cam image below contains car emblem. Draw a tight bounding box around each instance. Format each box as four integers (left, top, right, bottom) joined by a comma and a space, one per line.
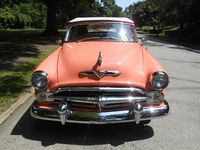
98, 51, 102, 66
79, 70, 121, 79
92, 70, 106, 78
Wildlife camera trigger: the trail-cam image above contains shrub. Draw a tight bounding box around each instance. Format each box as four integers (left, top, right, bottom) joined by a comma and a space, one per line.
0, 6, 16, 28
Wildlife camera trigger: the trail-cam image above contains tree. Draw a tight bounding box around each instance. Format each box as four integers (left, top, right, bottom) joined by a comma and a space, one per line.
43, 0, 59, 35
111, 5, 122, 17
0, 6, 16, 28
0, 1, 47, 29
56, 0, 95, 29
0, 0, 124, 31
125, 1, 151, 28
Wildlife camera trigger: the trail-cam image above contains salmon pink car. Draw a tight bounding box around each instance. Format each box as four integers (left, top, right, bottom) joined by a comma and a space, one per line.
31, 17, 169, 125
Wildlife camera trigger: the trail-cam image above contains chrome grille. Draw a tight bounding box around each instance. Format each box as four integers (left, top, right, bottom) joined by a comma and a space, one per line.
48, 87, 152, 110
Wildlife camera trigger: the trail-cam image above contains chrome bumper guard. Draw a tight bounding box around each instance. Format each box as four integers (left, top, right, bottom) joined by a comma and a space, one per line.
31, 100, 169, 125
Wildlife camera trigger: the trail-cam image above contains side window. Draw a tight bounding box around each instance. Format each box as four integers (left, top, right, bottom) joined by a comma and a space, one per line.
67, 26, 78, 42
129, 24, 138, 42
77, 25, 88, 36
132, 29, 138, 42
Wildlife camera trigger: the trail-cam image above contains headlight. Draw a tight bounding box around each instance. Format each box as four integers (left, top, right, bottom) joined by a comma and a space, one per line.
31, 71, 48, 89
151, 71, 169, 90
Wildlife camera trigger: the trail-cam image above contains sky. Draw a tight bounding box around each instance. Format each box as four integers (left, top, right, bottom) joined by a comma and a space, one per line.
115, 0, 141, 11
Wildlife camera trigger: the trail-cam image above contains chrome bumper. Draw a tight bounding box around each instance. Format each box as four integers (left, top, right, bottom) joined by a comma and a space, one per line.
31, 100, 169, 124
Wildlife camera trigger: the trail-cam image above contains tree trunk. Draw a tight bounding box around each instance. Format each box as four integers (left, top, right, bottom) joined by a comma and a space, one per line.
44, 0, 59, 35
178, 22, 184, 42
157, 23, 160, 37
157, 12, 161, 37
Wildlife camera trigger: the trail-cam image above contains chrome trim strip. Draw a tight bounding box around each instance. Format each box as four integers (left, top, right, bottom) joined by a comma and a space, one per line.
55, 87, 145, 93
49, 95, 99, 104
106, 70, 121, 75
100, 96, 151, 103
31, 100, 169, 124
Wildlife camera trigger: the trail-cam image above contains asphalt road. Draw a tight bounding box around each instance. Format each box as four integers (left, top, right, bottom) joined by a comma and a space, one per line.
0, 37, 200, 150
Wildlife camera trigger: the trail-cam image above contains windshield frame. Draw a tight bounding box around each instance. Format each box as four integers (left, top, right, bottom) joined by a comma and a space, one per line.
64, 21, 138, 43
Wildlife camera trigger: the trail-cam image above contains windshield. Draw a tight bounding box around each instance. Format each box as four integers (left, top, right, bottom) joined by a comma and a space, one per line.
65, 22, 138, 42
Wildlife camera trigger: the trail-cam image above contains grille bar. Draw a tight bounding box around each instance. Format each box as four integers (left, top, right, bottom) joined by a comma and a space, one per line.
49, 95, 151, 104
55, 87, 145, 93
49, 95, 99, 104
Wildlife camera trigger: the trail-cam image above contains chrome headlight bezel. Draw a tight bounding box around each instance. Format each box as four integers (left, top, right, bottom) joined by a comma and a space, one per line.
31, 71, 48, 90
151, 71, 169, 91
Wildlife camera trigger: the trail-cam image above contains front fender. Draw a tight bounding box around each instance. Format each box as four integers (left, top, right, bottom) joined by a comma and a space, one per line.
34, 47, 61, 92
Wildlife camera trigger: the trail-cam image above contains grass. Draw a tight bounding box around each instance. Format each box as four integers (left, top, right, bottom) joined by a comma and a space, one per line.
0, 28, 66, 115
0, 28, 66, 50
1, 29, 44, 47
0, 48, 57, 115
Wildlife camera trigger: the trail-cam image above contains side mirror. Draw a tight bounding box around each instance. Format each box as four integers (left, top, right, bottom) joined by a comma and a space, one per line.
140, 38, 147, 44
59, 37, 64, 46
138, 37, 147, 46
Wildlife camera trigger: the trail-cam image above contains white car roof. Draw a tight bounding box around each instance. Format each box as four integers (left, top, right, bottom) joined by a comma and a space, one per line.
69, 17, 134, 23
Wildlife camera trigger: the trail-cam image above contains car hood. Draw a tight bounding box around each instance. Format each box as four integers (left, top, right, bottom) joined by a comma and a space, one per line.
57, 42, 147, 88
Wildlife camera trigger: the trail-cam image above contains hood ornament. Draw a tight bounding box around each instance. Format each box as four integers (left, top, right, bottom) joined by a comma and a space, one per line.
98, 51, 102, 66
80, 70, 121, 79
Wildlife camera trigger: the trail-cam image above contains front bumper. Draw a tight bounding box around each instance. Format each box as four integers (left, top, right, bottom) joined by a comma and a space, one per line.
31, 100, 169, 124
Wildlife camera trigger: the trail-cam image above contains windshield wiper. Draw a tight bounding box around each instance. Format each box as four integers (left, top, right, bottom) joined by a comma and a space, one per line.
101, 37, 125, 43
76, 37, 101, 42
76, 37, 125, 42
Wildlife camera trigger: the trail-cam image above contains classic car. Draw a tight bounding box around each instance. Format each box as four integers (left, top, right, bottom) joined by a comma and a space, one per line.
31, 17, 169, 125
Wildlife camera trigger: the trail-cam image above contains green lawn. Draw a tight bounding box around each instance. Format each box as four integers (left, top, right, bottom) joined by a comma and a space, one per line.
0, 48, 57, 114
0, 28, 66, 48
0, 29, 66, 115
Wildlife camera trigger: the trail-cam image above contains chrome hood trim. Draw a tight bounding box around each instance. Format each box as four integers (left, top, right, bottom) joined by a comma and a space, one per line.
79, 70, 121, 78
98, 51, 102, 66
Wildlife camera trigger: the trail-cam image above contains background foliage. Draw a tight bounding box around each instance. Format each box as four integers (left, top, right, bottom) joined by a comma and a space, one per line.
0, 1, 47, 29
0, 0, 200, 41
0, 0, 125, 29
125, 0, 200, 42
